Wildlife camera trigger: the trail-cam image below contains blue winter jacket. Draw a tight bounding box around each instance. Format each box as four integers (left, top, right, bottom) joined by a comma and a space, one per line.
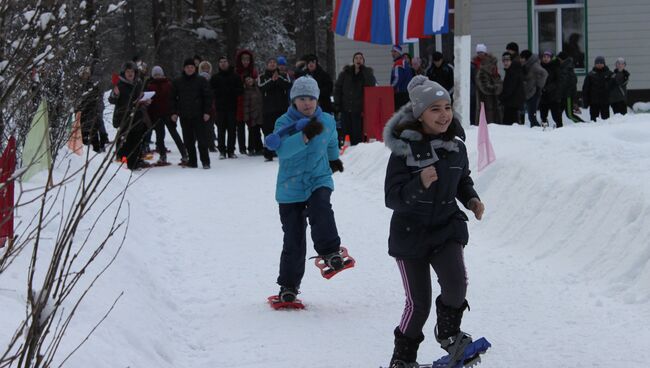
274, 106, 339, 203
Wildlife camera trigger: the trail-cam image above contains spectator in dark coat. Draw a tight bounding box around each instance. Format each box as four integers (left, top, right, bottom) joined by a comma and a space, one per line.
582, 56, 613, 121
520, 50, 547, 127
390, 45, 414, 110
235, 49, 258, 155
78, 67, 108, 153
108, 61, 148, 170
210, 56, 243, 158
506, 42, 526, 124
427, 51, 454, 99
333, 52, 377, 146
470, 44, 487, 125
556, 52, 583, 122
475, 53, 503, 124
243, 74, 264, 155
295, 54, 334, 113
146, 66, 188, 165
171, 58, 213, 169
258, 57, 292, 161
539, 51, 563, 128
499, 52, 525, 125
610, 57, 630, 115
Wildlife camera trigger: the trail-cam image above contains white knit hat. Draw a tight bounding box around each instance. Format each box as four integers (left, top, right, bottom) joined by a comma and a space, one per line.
476, 44, 487, 53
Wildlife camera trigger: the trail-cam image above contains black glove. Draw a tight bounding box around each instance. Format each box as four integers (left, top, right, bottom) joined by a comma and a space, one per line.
302, 118, 323, 140
329, 159, 344, 173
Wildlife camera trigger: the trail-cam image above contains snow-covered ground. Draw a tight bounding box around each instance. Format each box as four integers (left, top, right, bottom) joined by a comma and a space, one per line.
2, 110, 650, 368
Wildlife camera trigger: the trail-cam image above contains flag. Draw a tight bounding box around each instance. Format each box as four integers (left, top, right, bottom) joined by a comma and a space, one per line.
477, 102, 496, 172
67, 112, 84, 155
332, 0, 448, 45
0, 136, 17, 247
22, 99, 52, 182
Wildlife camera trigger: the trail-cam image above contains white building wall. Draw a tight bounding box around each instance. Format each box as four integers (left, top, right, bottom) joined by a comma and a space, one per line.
587, 0, 650, 90
470, 0, 528, 62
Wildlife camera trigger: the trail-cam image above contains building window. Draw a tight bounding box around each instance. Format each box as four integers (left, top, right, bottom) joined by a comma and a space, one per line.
531, 0, 587, 71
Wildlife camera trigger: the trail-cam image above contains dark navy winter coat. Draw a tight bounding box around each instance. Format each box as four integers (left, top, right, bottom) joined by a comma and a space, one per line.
383, 104, 479, 259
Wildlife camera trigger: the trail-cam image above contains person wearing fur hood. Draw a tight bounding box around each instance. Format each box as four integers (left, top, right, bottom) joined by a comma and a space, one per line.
383, 75, 485, 368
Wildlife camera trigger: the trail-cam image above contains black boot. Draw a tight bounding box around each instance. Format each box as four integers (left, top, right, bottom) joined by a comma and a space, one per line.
389, 327, 424, 368
435, 296, 472, 357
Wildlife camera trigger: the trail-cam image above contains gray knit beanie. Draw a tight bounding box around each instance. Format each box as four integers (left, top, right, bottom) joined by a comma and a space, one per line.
407, 75, 451, 118
151, 66, 164, 77
290, 76, 320, 101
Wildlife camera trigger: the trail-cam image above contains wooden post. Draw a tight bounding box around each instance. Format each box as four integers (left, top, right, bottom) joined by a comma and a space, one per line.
453, 0, 471, 127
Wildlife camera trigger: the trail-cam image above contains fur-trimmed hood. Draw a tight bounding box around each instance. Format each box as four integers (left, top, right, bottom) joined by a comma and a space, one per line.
383, 103, 466, 157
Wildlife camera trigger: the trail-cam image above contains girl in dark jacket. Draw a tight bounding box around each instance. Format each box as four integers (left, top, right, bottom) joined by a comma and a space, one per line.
383, 75, 485, 368
108, 62, 148, 170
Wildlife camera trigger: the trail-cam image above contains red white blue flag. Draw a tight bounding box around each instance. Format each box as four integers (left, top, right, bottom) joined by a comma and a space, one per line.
332, 0, 449, 45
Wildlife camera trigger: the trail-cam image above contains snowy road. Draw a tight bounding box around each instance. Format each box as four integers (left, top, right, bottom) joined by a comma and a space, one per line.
4, 114, 650, 367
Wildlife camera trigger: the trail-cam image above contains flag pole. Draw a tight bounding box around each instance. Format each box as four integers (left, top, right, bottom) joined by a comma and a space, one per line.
453, 0, 471, 127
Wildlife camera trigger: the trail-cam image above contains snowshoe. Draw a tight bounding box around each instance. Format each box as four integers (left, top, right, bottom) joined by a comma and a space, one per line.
312, 246, 355, 279
152, 159, 171, 167
431, 336, 491, 368
267, 286, 304, 310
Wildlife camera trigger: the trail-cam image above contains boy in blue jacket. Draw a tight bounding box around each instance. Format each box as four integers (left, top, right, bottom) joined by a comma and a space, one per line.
271, 76, 348, 303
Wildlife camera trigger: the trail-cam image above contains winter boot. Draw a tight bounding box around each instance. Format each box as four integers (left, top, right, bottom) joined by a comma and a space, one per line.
389, 327, 424, 368
434, 296, 473, 362
322, 250, 344, 271
278, 286, 299, 303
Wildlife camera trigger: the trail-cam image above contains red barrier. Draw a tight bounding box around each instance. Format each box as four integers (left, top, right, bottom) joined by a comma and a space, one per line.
363, 86, 394, 142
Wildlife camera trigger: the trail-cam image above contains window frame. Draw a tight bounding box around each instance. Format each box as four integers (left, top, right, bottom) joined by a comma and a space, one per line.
528, 0, 588, 75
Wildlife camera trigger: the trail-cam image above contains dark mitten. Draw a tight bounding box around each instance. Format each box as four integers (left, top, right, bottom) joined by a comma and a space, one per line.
329, 159, 344, 173
302, 118, 323, 140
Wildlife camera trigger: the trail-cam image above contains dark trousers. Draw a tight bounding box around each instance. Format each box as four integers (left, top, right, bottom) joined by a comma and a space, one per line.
502, 106, 519, 125
154, 117, 187, 160
237, 121, 247, 153
525, 90, 540, 126
394, 92, 409, 111
82, 118, 108, 152
341, 111, 363, 145
539, 101, 563, 128
563, 96, 584, 123
396, 242, 467, 339
263, 111, 283, 160
119, 120, 147, 170
248, 124, 264, 154
180, 117, 210, 166
611, 101, 628, 115
217, 110, 237, 154
589, 103, 610, 122
277, 187, 341, 289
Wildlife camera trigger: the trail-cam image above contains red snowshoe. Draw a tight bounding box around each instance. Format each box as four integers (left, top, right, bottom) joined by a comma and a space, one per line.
267, 295, 305, 310
313, 246, 355, 279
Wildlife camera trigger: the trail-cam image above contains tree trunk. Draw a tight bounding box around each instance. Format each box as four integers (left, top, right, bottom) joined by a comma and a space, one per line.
295, 0, 316, 59
192, 0, 204, 25
217, 0, 239, 60
123, 0, 137, 59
